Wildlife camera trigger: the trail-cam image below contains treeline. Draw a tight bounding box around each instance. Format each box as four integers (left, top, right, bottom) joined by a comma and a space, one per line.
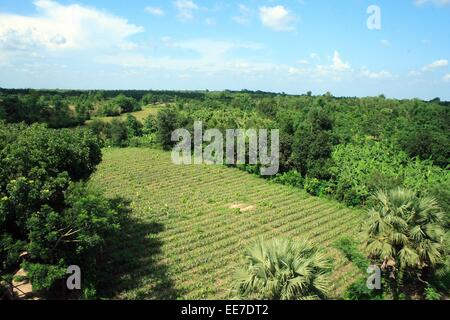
2, 90, 448, 209
127, 94, 449, 210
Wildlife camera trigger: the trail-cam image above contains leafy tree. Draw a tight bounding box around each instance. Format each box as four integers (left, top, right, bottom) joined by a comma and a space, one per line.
292, 108, 334, 179
108, 119, 129, 147
143, 115, 157, 135
155, 107, 180, 150
400, 130, 449, 168
141, 93, 157, 106
234, 238, 331, 300
113, 94, 139, 113
97, 101, 121, 117
125, 114, 143, 138
0, 105, 5, 121
0, 124, 120, 298
365, 188, 446, 299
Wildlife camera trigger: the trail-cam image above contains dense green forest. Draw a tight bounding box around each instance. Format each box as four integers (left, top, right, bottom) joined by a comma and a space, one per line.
0, 88, 448, 300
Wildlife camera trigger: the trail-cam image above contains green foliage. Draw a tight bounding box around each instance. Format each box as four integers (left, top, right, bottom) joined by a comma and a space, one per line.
97, 101, 121, 117
292, 108, 335, 179
303, 177, 330, 197
234, 238, 331, 300
141, 93, 157, 106
125, 114, 143, 138
0, 123, 120, 298
424, 286, 442, 300
21, 261, 67, 291
365, 188, 446, 299
343, 278, 384, 300
0, 106, 6, 120
155, 107, 181, 150
0, 93, 85, 128
112, 94, 140, 113
334, 237, 369, 273
271, 171, 304, 188
400, 130, 449, 168
329, 141, 449, 206
335, 237, 385, 300
143, 114, 157, 135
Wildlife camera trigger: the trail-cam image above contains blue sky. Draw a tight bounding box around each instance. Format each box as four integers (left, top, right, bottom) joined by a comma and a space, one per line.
0, 0, 449, 99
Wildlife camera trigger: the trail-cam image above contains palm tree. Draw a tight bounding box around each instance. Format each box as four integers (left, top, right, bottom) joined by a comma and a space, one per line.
234, 238, 331, 300
365, 188, 445, 299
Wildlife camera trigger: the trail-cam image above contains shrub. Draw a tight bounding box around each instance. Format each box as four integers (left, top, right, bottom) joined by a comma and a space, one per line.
272, 171, 304, 188
234, 238, 331, 300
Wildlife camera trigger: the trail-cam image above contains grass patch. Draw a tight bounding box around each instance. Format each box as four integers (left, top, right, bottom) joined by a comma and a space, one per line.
86, 105, 162, 124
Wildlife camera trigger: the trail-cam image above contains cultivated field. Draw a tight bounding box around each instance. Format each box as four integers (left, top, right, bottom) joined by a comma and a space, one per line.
91, 148, 364, 299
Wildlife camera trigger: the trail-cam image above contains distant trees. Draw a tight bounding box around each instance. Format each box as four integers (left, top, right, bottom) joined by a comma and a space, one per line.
234, 239, 331, 300
86, 115, 145, 148
0, 93, 82, 128
365, 188, 446, 299
113, 94, 140, 113
141, 94, 157, 106
96, 95, 140, 117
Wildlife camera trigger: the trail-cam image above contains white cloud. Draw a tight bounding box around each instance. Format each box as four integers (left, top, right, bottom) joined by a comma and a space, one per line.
205, 17, 216, 26
163, 38, 262, 61
232, 4, 252, 25
444, 74, 450, 82
422, 59, 448, 71
297, 59, 309, 65
330, 51, 351, 72
259, 6, 296, 31
173, 0, 199, 20
314, 51, 351, 81
408, 70, 422, 77
380, 39, 391, 47
361, 67, 393, 79
0, 0, 143, 51
414, 0, 450, 6
145, 6, 164, 16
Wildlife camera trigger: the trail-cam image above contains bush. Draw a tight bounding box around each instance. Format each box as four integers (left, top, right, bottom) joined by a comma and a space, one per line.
234, 238, 331, 300
344, 278, 384, 300
303, 177, 330, 197
272, 171, 304, 188
128, 134, 156, 148
334, 237, 369, 273
335, 237, 385, 300
97, 101, 121, 117
424, 286, 442, 300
